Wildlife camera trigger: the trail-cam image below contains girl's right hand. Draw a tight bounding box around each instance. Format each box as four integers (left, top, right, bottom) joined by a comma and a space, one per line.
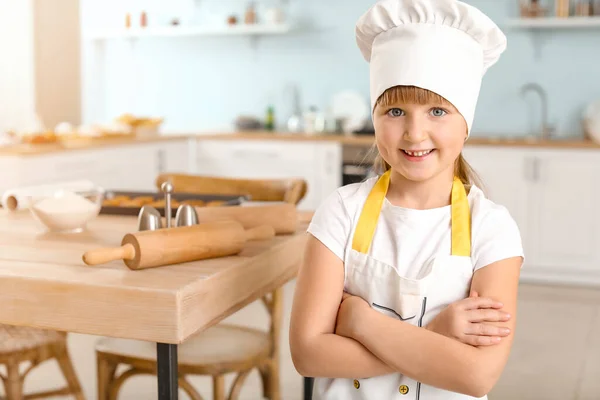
425, 291, 512, 347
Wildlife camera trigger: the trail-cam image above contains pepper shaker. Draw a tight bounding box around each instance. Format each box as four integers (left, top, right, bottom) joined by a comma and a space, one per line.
161, 181, 174, 228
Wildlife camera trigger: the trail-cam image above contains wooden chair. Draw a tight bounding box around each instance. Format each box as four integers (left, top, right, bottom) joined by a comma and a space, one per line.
95, 174, 308, 400
0, 325, 84, 399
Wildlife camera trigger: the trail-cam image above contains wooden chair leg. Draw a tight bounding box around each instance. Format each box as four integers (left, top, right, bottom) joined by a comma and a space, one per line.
5, 360, 23, 400
97, 352, 118, 400
213, 375, 226, 400
259, 360, 281, 400
53, 341, 85, 400
179, 377, 205, 400
227, 370, 252, 400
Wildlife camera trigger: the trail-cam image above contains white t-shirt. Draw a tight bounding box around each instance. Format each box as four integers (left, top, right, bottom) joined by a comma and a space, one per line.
308, 176, 524, 278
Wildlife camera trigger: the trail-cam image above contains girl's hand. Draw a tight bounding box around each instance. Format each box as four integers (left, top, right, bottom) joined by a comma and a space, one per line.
425, 291, 512, 346
335, 292, 370, 339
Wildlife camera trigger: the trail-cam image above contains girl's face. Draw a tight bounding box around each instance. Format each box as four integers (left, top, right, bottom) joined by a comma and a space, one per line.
373, 93, 467, 183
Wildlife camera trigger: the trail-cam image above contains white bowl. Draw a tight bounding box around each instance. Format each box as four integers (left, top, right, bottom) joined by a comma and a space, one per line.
28, 187, 104, 233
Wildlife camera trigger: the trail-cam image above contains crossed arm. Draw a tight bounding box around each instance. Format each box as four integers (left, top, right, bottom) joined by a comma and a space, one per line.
289, 235, 523, 397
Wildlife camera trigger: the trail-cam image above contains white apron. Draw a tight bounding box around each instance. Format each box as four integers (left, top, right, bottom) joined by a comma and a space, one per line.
313, 170, 485, 400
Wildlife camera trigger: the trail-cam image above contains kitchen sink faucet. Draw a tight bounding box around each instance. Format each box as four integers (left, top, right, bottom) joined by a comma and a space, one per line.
520, 82, 555, 140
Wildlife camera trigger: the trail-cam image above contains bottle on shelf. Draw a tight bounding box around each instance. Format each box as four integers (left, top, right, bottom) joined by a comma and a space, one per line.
265, 106, 275, 131
245, 2, 257, 24
555, 0, 571, 17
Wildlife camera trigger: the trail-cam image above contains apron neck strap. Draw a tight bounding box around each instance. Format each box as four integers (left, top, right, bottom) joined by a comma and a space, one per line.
351, 170, 471, 257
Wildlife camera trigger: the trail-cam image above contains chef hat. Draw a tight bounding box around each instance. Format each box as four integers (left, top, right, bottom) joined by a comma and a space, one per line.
355, 0, 507, 134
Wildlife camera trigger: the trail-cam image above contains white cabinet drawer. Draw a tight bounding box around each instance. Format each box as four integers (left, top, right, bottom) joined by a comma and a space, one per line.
196, 139, 342, 211
197, 139, 316, 165
197, 140, 318, 178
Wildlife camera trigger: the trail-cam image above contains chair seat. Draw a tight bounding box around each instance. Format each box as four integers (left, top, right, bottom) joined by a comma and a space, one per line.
96, 324, 271, 368
0, 325, 64, 355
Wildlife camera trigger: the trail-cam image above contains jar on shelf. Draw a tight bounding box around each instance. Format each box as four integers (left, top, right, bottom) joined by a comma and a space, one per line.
519, 0, 546, 17
575, 0, 593, 15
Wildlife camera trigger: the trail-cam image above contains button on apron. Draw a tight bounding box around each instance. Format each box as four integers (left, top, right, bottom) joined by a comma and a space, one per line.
354, 379, 360, 389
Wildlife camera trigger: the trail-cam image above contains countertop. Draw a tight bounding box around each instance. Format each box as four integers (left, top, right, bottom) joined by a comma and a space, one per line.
196, 131, 600, 149
1, 130, 599, 156
0, 134, 192, 156
0, 209, 311, 343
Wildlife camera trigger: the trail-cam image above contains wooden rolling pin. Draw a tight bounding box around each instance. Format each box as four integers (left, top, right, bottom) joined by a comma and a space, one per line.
82, 220, 275, 270
193, 203, 298, 234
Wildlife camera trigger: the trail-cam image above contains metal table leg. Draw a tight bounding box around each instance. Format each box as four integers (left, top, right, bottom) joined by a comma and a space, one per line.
157, 343, 178, 400
304, 377, 314, 400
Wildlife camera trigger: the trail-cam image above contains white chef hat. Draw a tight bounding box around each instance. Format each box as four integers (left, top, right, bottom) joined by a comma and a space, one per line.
355, 0, 507, 134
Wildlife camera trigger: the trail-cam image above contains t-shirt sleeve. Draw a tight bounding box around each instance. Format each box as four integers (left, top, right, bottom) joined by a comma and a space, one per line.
472, 206, 525, 272
306, 189, 351, 261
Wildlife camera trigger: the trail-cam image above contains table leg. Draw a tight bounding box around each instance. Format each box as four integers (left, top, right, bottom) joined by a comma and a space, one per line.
304, 377, 314, 400
157, 343, 178, 400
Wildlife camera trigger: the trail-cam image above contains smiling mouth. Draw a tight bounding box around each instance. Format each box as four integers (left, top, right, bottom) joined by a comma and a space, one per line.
402, 149, 435, 157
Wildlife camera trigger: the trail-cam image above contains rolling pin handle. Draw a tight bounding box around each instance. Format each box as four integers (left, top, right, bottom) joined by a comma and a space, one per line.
82, 243, 136, 266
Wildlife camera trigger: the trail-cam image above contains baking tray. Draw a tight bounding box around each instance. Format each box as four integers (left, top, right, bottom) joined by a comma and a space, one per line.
100, 190, 250, 217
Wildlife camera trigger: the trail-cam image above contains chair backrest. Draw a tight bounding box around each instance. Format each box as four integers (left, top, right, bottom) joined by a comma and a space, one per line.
155, 173, 308, 205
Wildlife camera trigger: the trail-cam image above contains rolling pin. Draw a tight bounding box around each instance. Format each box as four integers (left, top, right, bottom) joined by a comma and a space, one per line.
193, 203, 298, 234
82, 220, 275, 270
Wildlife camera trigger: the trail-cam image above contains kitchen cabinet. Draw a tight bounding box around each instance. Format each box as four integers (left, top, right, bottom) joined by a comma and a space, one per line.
464, 145, 600, 286
462, 147, 532, 256
195, 139, 342, 211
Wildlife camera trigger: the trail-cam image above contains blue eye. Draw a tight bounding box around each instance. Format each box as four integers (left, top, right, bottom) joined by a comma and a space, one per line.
431, 108, 447, 117
387, 108, 404, 117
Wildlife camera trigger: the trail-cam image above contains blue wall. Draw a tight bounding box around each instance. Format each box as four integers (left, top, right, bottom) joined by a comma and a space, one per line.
81, 0, 600, 139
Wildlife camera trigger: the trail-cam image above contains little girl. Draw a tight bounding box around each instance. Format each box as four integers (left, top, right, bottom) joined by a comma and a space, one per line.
289, 0, 524, 399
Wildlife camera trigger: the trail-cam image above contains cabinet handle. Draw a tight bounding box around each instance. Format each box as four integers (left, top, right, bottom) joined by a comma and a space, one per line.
524, 156, 540, 182
157, 149, 165, 173
532, 157, 540, 182
524, 158, 532, 182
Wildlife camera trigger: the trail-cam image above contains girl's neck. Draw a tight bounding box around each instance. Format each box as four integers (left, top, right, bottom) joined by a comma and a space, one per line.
386, 169, 455, 210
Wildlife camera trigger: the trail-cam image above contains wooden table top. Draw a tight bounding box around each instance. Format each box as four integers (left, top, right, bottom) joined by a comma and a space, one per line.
0, 210, 310, 344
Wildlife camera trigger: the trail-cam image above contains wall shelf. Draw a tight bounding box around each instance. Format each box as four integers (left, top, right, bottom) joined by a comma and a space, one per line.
87, 23, 294, 40
506, 16, 600, 28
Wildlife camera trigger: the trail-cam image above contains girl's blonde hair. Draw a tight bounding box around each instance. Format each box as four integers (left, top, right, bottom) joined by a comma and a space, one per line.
370, 85, 483, 190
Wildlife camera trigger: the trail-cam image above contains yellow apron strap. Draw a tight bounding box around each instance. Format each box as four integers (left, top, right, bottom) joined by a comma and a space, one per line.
451, 177, 471, 257
352, 170, 391, 254
352, 171, 471, 257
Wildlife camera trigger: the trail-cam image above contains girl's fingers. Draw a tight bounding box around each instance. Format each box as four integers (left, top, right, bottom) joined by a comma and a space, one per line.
468, 308, 511, 323
463, 334, 503, 346
461, 296, 504, 311
465, 322, 511, 337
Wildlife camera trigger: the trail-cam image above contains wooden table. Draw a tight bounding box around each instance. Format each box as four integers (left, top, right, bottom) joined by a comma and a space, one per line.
0, 210, 310, 399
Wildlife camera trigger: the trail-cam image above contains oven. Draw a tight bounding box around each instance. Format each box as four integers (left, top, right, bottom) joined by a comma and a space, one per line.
342, 144, 377, 186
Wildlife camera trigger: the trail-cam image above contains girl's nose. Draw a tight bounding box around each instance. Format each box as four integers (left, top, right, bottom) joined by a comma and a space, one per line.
403, 115, 428, 143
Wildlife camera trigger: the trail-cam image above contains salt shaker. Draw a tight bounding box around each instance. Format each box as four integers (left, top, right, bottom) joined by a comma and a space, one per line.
175, 204, 199, 227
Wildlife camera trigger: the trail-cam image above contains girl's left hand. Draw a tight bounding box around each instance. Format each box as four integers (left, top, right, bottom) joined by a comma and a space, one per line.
335, 292, 370, 339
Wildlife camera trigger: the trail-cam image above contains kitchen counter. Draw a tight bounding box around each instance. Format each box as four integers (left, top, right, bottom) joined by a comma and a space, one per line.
195, 131, 600, 149
1, 130, 599, 157
0, 134, 192, 156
